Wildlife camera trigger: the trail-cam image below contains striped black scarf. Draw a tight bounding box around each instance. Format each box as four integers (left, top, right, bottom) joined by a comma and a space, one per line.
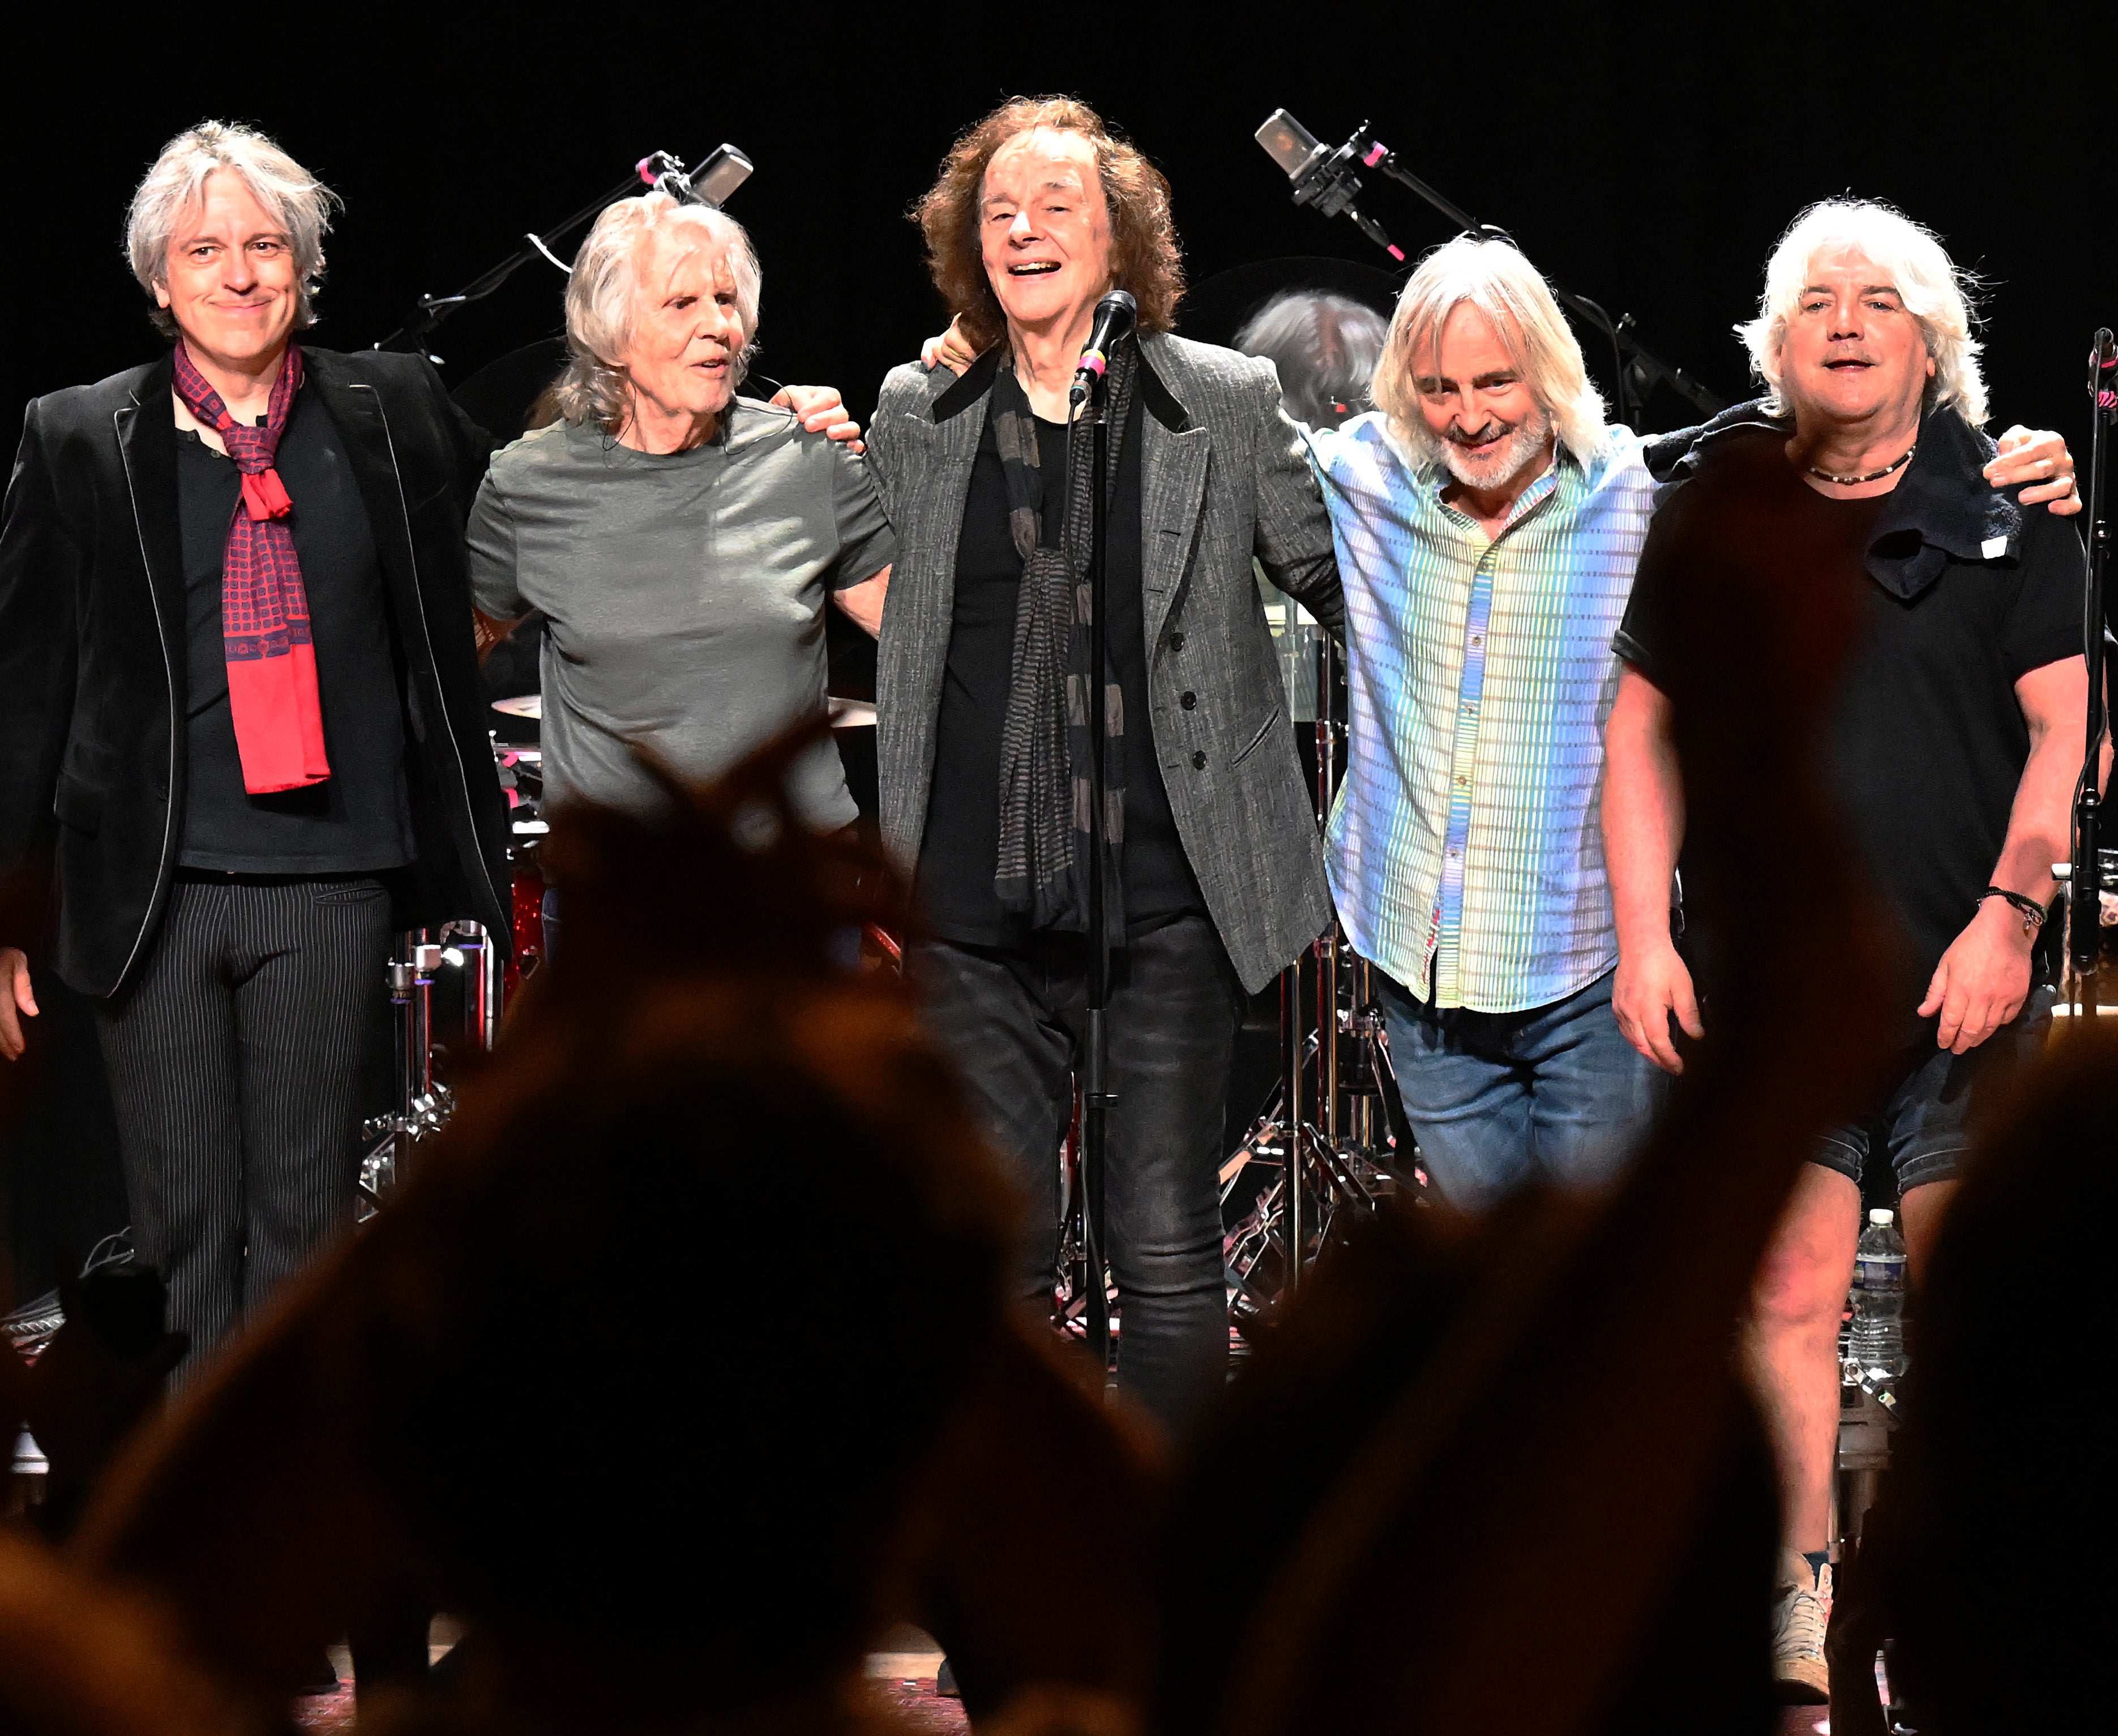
990, 339, 1137, 933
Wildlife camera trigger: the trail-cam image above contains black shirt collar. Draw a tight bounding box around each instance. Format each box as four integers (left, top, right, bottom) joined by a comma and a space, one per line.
1659, 397, 2019, 600
1866, 405, 2020, 595
932, 344, 1004, 422
931, 333, 1192, 433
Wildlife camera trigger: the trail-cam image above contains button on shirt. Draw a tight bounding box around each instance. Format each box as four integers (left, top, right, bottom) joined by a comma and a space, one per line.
1306, 415, 1655, 1012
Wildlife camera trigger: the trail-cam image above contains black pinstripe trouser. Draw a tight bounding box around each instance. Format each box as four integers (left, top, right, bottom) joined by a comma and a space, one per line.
95, 871, 393, 1374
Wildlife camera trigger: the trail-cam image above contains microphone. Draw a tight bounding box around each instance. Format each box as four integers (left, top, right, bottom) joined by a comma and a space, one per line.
1071, 290, 1139, 405
688, 144, 755, 207
638, 143, 755, 209
1254, 109, 1404, 261
1255, 109, 1333, 183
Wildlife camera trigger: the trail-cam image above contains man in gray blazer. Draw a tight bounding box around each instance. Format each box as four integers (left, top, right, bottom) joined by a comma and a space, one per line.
863, 97, 1341, 1432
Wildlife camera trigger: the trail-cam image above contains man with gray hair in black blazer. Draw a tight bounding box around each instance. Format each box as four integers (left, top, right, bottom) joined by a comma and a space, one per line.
867, 97, 1342, 1434
0, 121, 511, 1374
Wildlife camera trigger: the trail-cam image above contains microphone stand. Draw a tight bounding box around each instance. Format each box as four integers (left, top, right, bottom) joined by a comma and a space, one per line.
1077, 379, 1116, 1375
373, 147, 750, 361
1265, 114, 1722, 427
2061, 328, 2116, 1013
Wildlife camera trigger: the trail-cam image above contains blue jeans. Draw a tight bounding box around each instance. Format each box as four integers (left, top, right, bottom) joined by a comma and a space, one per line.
1375, 965, 1668, 1214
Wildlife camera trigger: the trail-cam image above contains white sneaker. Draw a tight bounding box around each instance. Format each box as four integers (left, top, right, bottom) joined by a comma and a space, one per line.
1772, 1548, 1832, 1703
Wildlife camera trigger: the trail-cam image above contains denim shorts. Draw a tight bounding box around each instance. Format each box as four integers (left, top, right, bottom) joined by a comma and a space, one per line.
1811, 983, 2055, 1192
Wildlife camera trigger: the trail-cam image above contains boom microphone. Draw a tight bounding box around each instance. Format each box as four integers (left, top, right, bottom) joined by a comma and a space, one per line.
1255, 106, 1724, 419
640, 143, 755, 209
1254, 109, 1406, 260
1071, 290, 1139, 405
1255, 109, 1333, 182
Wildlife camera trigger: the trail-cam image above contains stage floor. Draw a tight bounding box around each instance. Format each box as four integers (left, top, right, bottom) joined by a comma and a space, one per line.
286, 1636, 1836, 1734
292, 1635, 969, 1734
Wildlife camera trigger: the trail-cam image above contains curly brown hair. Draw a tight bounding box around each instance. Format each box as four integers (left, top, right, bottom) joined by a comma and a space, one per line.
915, 96, 1184, 356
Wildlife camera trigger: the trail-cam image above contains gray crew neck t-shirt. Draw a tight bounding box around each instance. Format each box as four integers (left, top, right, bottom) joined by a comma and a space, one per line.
467, 400, 895, 828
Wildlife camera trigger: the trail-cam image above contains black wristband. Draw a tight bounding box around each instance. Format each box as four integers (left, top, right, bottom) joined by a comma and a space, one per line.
1979, 886, 2048, 928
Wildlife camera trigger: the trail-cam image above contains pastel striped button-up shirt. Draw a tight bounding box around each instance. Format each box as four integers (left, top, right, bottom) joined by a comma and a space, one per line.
1306, 414, 1656, 1013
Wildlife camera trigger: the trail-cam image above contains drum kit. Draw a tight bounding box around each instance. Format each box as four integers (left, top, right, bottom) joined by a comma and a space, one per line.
363, 620, 1418, 1352
355, 685, 883, 1216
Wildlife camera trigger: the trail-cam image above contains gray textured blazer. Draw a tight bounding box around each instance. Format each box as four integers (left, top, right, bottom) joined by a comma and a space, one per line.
866, 331, 1343, 993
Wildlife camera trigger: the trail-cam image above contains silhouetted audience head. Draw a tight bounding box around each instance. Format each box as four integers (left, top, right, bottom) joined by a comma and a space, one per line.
1234, 290, 1387, 430
1158, 1195, 1780, 1736
348, 733, 1018, 1718
53, 732, 1017, 1730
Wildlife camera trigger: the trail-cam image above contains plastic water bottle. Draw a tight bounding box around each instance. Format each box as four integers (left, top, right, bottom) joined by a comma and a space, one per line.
1849, 1207, 1908, 1384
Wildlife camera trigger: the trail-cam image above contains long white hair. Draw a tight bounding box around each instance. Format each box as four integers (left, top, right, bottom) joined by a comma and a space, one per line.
1736, 198, 1987, 426
1371, 234, 1608, 464
554, 192, 762, 432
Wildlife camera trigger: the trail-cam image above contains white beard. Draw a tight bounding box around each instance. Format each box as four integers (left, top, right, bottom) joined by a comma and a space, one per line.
1432, 406, 1555, 491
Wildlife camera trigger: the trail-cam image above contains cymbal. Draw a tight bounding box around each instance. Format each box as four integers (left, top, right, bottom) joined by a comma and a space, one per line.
492, 694, 542, 719
452, 336, 568, 445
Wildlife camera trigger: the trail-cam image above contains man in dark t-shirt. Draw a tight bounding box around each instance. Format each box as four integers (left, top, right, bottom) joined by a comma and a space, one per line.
1602, 200, 2090, 1699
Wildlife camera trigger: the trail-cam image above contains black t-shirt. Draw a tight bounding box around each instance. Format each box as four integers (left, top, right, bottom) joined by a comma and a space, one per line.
1615, 424, 2081, 1026
175, 385, 415, 872
917, 392, 1204, 946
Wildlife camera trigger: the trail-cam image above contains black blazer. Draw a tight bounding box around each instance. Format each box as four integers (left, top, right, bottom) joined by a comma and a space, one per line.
0, 345, 511, 996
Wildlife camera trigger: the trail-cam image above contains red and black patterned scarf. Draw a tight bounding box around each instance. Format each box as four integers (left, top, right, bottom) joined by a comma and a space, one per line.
171, 341, 331, 794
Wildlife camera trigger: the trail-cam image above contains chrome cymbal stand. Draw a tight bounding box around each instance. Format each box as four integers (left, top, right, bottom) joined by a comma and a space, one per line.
1223, 614, 1413, 1328
1291, 635, 1405, 1263
442, 918, 504, 1053
355, 922, 506, 1216
358, 932, 450, 1217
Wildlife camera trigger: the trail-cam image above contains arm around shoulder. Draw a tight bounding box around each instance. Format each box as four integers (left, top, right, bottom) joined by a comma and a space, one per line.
862, 362, 935, 519
1242, 360, 1342, 633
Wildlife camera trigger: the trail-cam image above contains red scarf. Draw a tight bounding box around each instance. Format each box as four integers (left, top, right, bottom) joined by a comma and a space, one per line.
171, 342, 331, 794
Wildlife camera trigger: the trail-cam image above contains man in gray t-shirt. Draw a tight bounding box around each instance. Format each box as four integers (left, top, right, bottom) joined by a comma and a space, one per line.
469, 400, 893, 828
467, 190, 895, 831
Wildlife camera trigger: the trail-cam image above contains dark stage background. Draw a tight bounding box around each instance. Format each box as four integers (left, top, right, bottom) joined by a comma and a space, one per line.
2, 11, 2110, 1293
3, 15, 2109, 444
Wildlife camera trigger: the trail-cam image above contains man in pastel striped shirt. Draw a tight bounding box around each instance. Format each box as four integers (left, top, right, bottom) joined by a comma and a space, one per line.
1303, 235, 2074, 1214
1302, 236, 1664, 1212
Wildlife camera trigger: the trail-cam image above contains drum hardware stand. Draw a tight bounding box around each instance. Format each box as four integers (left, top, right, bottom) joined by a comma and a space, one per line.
442, 918, 505, 1055
357, 921, 504, 1216
2056, 327, 2117, 1015
360, 933, 442, 1215
1284, 635, 1347, 1298
1222, 632, 1419, 1330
